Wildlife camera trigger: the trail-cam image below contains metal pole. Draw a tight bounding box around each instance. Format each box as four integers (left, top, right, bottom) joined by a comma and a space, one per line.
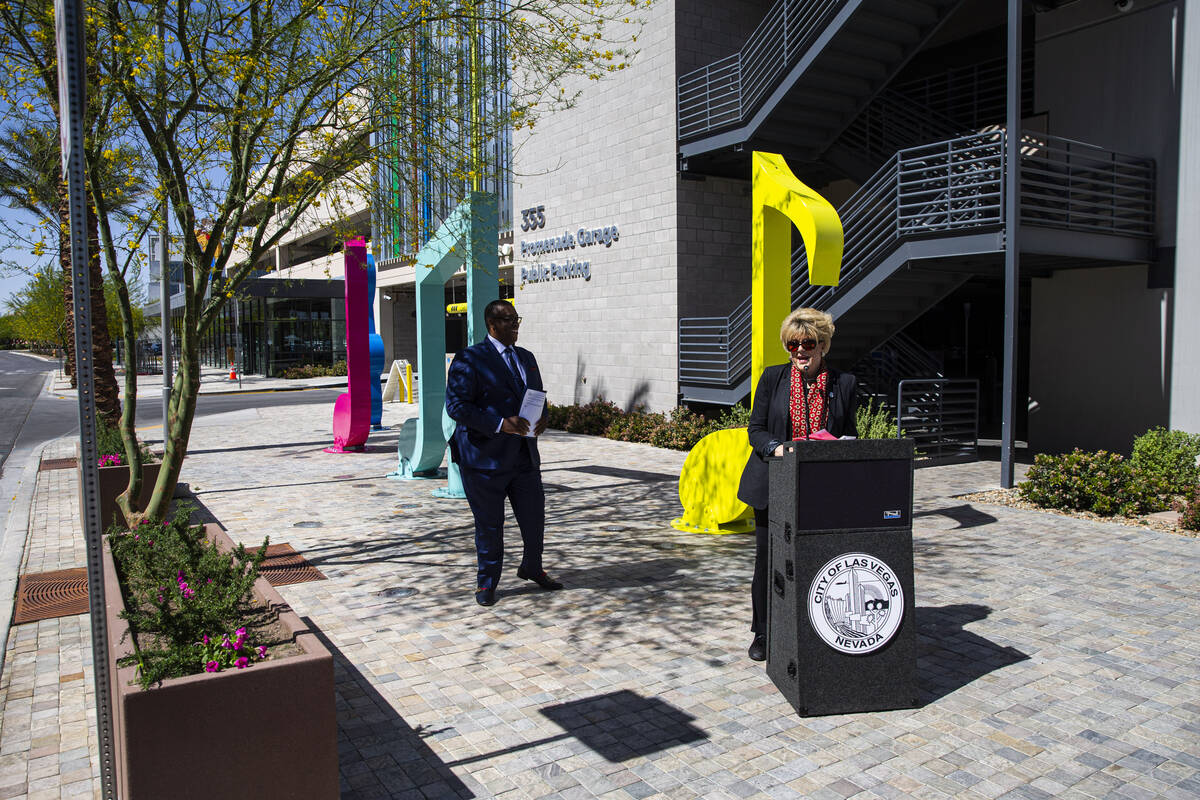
53, 0, 116, 796
1000, 0, 1022, 488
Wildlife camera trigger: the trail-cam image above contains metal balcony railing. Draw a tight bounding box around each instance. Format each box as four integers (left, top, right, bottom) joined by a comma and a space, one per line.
678, 130, 1155, 389
677, 0, 847, 140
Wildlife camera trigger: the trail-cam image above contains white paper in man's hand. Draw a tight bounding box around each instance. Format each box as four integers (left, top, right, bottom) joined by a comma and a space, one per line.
519, 389, 547, 437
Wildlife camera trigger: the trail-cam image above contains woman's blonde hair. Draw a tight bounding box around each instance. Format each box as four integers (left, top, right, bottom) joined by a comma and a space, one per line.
780, 308, 835, 352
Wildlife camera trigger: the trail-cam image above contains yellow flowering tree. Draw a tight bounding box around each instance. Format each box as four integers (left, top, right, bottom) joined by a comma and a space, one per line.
49, 0, 648, 526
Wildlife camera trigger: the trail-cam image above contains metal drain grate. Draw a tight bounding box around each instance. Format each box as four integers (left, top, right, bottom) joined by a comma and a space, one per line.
39, 457, 79, 471
13, 568, 89, 623
260, 543, 326, 586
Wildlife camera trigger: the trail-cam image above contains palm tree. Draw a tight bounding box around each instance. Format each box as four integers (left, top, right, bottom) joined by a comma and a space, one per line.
0, 124, 122, 424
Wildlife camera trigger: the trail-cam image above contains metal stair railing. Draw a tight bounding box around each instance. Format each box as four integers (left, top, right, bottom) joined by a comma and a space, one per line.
678, 0, 848, 140
892, 56, 1032, 135
851, 330, 944, 408
835, 88, 966, 168
897, 377, 979, 462
678, 130, 1155, 390
797, 132, 1005, 309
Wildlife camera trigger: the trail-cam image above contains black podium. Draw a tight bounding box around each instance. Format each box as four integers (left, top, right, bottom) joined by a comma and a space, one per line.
765, 438, 918, 716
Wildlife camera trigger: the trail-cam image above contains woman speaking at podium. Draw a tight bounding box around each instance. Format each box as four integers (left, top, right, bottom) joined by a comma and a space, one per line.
736, 308, 858, 662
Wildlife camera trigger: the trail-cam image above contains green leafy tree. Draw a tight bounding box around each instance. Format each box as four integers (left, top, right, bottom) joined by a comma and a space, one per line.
0, 313, 19, 346
3, 266, 67, 349
25, 0, 647, 527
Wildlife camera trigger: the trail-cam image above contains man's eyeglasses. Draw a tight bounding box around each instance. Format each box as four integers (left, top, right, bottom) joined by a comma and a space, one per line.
495, 316, 522, 325
785, 338, 819, 353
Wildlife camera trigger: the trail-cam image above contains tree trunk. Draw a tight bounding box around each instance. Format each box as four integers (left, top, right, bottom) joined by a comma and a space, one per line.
87, 195, 121, 427
57, 179, 75, 387
143, 332, 201, 523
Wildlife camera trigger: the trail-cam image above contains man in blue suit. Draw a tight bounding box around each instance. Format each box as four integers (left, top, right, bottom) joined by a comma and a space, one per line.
446, 299, 563, 607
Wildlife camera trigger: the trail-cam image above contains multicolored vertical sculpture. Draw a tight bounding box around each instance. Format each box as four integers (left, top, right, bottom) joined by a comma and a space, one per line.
367, 254, 386, 429
388, 192, 497, 482
326, 239, 372, 453
670, 152, 843, 534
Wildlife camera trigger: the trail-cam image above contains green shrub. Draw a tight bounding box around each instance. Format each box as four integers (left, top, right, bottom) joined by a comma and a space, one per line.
1017, 449, 1152, 517
649, 407, 710, 450
855, 398, 899, 440
707, 403, 751, 432
108, 505, 270, 688
278, 360, 347, 379
551, 398, 624, 435
1178, 487, 1200, 532
605, 409, 666, 444
95, 415, 154, 467
547, 399, 747, 452
1131, 427, 1200, 497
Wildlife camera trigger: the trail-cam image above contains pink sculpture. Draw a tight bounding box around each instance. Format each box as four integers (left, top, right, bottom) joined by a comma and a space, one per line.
325, 239, 371, 453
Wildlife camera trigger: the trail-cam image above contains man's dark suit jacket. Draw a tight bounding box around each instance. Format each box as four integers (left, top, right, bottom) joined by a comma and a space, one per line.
445, 339, 545, 472
736, 364, 858, 509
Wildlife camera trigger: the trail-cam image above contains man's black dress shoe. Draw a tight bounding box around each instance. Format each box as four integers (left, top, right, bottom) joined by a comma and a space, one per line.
516, 567, 563, 590
475, 586, 496, 606
748, 634, 766, 662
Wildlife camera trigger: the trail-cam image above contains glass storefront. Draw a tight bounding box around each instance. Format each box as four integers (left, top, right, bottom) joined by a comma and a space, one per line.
154, 278, 346, 378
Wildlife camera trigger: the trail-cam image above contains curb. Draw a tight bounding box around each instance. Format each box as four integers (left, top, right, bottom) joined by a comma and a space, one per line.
0, 373, 57, 672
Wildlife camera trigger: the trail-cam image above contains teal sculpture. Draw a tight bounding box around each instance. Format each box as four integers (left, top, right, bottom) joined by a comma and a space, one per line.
389, 193, 497, 487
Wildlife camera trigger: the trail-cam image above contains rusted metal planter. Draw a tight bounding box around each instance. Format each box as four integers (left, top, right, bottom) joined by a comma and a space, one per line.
102, 523, 338, 800
93, 460, 161, 533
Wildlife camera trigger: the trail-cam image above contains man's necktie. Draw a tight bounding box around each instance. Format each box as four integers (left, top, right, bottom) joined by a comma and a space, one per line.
503, 347, 525, 392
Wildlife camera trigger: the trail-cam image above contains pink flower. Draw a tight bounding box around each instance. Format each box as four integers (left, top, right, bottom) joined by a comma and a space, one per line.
256, 646, 267, 660
205, 661, 220, 672
221, 635, 232, 649
234, 657, 250, 669
201, 634, 210, 645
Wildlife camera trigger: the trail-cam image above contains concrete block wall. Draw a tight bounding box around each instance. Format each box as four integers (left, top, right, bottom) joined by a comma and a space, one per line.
676, 0, 775, 75
677, 175, 752, 319
512, 1, 681, 412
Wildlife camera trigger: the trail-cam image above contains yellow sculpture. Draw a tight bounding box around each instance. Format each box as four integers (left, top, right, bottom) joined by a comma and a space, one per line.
749, 152, 843, 400
671, 152, 843, 535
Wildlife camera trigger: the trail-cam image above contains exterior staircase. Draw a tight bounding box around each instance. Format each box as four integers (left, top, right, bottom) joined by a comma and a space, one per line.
677, 129, 1156, 405
678, 0, 966, 171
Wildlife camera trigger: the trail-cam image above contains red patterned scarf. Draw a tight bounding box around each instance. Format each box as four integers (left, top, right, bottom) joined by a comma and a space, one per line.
790, 367, 828, 440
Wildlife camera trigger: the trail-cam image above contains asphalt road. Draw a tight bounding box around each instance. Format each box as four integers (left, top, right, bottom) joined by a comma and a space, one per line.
1, 351, 344, 478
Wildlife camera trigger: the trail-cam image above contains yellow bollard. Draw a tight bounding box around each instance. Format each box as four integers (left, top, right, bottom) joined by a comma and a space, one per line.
670, 428, 756, 535
405, 362, 413, 403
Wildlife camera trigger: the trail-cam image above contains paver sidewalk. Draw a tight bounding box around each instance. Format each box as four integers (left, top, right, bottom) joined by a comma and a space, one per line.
0, 395, 1197, 799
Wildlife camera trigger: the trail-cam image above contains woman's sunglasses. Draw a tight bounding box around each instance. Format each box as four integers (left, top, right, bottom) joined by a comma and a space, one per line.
786, 338, 819, 353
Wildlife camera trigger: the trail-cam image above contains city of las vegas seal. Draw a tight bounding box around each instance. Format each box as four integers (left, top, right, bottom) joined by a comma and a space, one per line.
807, 552, 904, 654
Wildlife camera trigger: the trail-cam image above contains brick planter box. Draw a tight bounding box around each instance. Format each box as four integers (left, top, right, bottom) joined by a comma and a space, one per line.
94, 460, 161, 533
102, 523, 338, 800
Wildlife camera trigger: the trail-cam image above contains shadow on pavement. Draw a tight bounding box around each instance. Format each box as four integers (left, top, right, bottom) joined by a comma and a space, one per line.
915, 604, 1029, 705
303, 617, 475, 800
914, 503, 998, 529
443, 689, 709, 769
540, 689, 708, 762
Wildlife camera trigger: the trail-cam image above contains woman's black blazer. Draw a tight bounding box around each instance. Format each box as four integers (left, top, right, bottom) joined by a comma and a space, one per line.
736, 364, 859, 510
